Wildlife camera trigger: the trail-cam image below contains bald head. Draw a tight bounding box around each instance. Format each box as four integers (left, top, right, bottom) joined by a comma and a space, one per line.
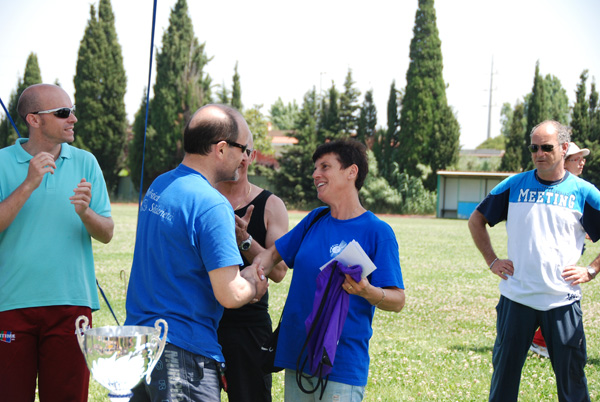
17, 84, 70, 124
530, 120, 570, 144
183, 104, 246, 155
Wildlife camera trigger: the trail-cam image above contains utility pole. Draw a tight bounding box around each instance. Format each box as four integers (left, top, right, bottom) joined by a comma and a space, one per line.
486, 58, 495, 140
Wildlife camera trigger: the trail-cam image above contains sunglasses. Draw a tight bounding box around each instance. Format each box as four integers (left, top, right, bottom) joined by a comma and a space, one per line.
214, 140, 251, 156
31, 105, 76, 119
528, 144, 556, 153
566, 157, 586, 163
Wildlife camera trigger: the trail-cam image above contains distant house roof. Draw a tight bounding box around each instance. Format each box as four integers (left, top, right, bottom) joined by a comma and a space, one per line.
267, 128, 298, 145
460, 148, 505, 157
271, 135, 298, 145
437, 170, 516, 178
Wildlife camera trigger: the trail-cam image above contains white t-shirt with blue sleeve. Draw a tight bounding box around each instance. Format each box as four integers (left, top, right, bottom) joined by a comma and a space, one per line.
477, 170, 600, 310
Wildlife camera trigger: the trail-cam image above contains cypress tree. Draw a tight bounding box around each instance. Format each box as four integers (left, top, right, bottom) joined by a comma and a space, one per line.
543, 74, 569, 123
130, 0, 212, 190
571, 70, 590, 144
523, 61, 547, 170
0, 53, 42, 146
573, 73, 600, 186
377, 81, 401, 180
499, 102, 514, 138
272, 88, 320, 208
500, 101, 525, 172
74, 0, 127, 194
319, 83, 341, 142
398, 0, 459, 190
356, 89, 377, 144
217, 82, 230, 105
231, 62, 242, 111
339, 69, 361, 137
128, 91, 149, 192
269, 98, 299, 130
590, 80, 600, 142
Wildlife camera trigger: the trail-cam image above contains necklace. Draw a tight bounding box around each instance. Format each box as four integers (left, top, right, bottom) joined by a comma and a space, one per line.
234, 184, 252, 211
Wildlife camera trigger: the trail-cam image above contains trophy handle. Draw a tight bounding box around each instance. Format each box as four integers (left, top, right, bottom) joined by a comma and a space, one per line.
75, 315, 89, 354
145, 318, 168, 385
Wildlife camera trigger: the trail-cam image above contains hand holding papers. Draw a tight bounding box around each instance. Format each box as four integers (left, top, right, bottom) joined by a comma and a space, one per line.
319, 240, 377, 278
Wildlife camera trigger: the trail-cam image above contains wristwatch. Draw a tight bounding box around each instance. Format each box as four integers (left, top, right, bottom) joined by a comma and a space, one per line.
587, 265, 597, 279
239, 235, 252, 251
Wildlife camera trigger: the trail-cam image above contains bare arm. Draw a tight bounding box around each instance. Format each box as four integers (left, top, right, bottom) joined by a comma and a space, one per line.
70, 179, 114, 243
262, 195, 289, 282
254, 245, 283, 278
468, 210, 513, 279
343, 274, 405, 312
0, 152, 56, 233
235, 196, 290, 282
562, 254, 600, 285
208, 260, 268, 308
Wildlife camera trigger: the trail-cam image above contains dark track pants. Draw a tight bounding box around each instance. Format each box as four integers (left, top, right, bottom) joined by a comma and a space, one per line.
218, 325, 272, 402
489, 296, 589, 402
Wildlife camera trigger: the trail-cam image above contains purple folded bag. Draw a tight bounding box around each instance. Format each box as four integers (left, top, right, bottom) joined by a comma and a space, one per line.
304, 260, 363, 376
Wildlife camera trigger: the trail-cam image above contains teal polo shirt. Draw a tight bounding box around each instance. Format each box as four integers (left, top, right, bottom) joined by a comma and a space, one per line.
0, 139, 112, 312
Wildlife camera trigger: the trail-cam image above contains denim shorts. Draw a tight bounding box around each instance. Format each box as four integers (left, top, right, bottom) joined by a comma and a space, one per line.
284, 369, 365, 402
130, 343, 221, 402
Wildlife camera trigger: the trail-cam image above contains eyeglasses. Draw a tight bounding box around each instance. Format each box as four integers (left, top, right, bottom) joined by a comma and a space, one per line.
566, 157, 586, 163
31, 105, 76, 119
528, 144, 556, 153
213, 140, 251, 156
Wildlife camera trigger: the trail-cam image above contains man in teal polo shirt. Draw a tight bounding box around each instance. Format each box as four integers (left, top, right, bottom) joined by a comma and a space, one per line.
0, 84, 114, 402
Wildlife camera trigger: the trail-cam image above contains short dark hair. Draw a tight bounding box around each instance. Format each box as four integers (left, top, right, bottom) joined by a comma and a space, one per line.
183, 104, 240, 155
312, 139, 369, 190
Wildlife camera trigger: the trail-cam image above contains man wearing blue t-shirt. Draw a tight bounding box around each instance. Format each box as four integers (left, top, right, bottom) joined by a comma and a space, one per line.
127, 104, 268, 402
0, 84, 114, 401
469, 120, 600, 402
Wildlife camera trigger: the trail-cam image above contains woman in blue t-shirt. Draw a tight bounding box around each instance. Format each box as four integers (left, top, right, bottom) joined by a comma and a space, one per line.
257, 139, 405, 401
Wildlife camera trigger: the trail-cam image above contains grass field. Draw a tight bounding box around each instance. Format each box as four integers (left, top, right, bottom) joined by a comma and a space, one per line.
83, 203, 600, 401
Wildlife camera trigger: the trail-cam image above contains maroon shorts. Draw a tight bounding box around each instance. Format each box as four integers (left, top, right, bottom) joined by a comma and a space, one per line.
0, 305, 92, 402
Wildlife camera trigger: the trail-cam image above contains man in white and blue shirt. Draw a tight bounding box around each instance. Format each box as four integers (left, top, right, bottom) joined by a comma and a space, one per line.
469, 120, 600, 402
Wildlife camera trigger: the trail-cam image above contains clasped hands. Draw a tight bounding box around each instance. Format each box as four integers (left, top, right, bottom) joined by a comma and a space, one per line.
240, 256, 268, 303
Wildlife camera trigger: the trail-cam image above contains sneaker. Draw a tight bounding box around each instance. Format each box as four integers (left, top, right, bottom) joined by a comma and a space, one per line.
529, 342, 549, 358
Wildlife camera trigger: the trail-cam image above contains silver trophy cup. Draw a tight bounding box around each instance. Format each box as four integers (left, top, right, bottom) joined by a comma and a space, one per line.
76, 316, 168, 401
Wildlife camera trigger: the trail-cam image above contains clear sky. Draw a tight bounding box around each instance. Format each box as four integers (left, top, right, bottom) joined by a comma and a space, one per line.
1, 0, 599, 149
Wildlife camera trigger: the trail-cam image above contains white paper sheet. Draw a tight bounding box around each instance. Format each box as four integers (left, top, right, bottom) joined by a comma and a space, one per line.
318, 240, 377, 278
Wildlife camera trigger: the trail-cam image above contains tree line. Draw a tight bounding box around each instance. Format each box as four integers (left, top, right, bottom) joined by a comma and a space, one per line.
479, 61, 599, 186
0, 0, 488, 214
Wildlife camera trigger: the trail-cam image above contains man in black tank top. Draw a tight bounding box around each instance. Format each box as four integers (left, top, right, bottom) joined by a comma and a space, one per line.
215, 132, 289, 402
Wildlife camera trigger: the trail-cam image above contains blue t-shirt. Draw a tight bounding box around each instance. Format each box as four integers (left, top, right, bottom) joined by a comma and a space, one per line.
125, 164, 242, 362
274, 207, 404, 386
477, 170, 600, 310
0, 139, 111, 312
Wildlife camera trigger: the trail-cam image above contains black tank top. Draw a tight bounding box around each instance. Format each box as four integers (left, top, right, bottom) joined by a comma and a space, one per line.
220, 189, 273, 327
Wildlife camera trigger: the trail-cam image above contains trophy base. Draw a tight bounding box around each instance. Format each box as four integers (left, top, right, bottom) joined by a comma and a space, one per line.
108, 391, 134, 402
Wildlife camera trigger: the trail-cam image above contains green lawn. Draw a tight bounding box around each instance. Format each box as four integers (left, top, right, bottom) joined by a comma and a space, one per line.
84, 203, 600, 401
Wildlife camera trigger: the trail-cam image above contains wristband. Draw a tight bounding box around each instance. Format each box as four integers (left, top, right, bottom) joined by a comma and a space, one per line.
489, 257, 499, 270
